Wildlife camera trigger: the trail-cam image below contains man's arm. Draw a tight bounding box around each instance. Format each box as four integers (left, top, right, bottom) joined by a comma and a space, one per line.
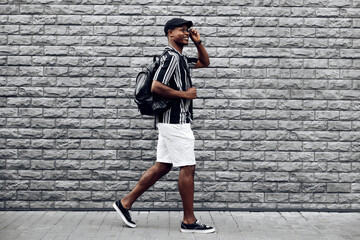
151, 81, 196, 100
189, 28, 210, 68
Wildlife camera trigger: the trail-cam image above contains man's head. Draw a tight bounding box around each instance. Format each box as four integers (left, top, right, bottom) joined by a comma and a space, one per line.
164, 18, 193, 36
164, 18, 193, 46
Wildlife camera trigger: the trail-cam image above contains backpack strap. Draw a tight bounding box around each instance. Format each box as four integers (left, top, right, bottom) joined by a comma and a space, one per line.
153, 49, 169, 130
154, 115, 157, 130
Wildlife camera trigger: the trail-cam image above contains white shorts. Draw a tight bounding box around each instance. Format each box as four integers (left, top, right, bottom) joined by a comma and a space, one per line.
156, 123, 196, 167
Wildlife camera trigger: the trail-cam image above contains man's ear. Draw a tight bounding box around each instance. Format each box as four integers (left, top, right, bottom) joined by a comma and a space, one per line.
168, 29, 174, 38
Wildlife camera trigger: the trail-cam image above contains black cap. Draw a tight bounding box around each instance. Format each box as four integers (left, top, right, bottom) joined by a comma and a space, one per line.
164, 18, 193, 36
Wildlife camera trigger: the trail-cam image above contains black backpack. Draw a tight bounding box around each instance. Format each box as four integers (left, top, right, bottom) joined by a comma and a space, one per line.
134, 52, 171, 116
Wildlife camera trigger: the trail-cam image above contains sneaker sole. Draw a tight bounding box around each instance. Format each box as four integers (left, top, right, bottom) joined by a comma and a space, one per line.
180, 228, 216, 234
112, 202, 136, 228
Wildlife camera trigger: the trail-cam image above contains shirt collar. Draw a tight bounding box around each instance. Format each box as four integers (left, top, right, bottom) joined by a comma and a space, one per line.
165, 45, 184, 56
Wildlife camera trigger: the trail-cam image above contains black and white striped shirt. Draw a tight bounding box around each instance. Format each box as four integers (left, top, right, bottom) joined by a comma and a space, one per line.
153, 46, 198, 124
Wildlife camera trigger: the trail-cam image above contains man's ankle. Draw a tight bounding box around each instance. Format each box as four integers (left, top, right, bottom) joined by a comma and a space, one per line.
182, 217, 196, 224
120, 198, 131, 210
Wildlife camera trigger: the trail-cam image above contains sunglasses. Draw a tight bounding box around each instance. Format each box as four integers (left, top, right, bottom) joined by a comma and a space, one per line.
176, 27, 192, 34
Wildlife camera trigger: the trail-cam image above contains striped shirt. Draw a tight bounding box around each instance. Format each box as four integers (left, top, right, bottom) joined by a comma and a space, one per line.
153, 46, 198, 124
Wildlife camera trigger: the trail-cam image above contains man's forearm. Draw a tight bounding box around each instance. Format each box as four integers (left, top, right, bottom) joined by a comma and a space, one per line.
195, 43, 210, 67
151, 81, 186, 99
189, 28, 210, 68
151, 81, 196, 100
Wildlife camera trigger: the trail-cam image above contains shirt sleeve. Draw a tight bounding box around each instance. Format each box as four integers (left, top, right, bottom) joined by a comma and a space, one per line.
186, 56, 198, 69
153, 53, 177, 86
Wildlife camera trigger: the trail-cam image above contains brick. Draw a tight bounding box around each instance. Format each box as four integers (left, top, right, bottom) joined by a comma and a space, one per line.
203, 182, 227, 191
105, 181, 129, 191
327, 183, 351, 193
67, 191, 92, 201
265, 193, 289, 202
5, 180, 29, 190
6, 160, 30, 170
42, 191, 66, 201
80, 140, 106, 149
203, 140, 227, 150
129, 160, 153, 170
240, 193, 264, 203
216, 151, 240, 161
0, 108, 18, 117
215, 171, 239, 181
253, 182, 276, 192
55, 181, 79, 190
17, 191, 41, 201
30, 178, 56, 188
215, 192, 239, 202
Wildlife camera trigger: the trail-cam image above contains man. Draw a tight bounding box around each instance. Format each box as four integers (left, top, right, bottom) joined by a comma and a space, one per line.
113, 18, 215, 234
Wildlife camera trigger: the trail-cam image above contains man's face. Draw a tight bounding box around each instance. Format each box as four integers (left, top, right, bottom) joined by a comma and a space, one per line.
169, 25, 190, 45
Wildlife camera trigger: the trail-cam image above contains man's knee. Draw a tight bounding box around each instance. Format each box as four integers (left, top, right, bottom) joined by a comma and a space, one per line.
154, 162, 172, 176
180, 165, 195, 175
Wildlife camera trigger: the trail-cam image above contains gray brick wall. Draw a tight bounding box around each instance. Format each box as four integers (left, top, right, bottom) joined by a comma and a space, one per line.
1, 0, 360, 211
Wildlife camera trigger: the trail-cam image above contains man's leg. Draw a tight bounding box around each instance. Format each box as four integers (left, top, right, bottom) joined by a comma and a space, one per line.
121, 162, 172, 209
178, 165, 196, 224
178, 165, 216, 233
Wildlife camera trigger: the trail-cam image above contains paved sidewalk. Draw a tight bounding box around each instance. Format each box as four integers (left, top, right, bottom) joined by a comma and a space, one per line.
0, 211, 359, 240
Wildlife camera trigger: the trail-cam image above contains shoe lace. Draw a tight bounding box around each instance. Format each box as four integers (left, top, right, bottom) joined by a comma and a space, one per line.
196, 220, 206, 227
124, 208, 132, 219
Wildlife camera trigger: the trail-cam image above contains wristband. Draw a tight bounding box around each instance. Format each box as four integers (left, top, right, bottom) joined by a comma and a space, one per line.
195, 40, 202, 46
